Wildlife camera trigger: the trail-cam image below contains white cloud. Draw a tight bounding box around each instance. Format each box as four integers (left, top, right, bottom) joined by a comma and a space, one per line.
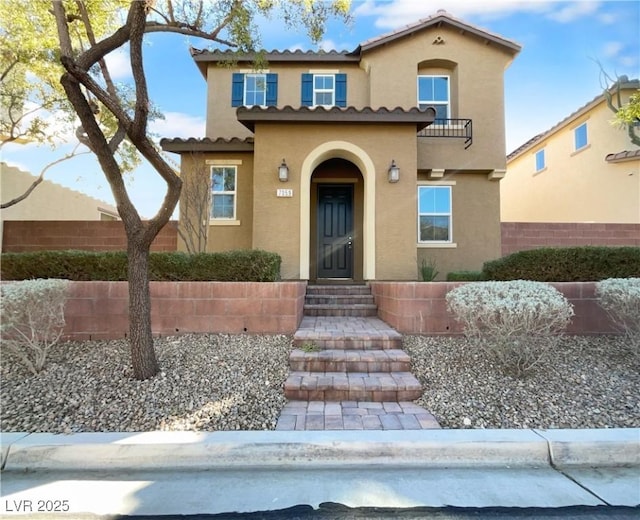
547, 1, 600, 23
104, 48, 132, 81
602, 41, 623, 58
353, 0, 602, 29
149, 111, 206, 139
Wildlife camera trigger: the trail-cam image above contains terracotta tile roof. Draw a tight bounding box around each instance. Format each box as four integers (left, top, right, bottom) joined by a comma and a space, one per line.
507, 77, 640, 162
159, 137, 254, 153
357, 10, 521, 54
606, 149, 640, 163
235, 105, 436, 132
189, 10, 520, 72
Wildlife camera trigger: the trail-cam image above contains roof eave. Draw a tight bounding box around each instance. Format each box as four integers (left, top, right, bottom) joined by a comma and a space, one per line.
160, 137, 255, 153
236, 106, 436, 132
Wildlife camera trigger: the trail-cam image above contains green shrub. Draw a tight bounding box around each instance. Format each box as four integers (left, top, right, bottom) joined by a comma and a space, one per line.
1, 279, 70, 375
419, 258, 439, 281
447, 270, 486, 282
596, 277, 640, 355
483, 247, 640, 282
446, 281, 574, 376
0, 250, 281, 282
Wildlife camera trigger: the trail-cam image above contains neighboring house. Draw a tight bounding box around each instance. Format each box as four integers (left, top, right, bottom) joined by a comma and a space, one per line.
161, 10, 521, 280
1, 162, 119, 247
502, 77, 640, 224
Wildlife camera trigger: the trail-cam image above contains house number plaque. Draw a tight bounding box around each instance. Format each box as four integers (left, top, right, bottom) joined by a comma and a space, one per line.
276, 189, 294, 197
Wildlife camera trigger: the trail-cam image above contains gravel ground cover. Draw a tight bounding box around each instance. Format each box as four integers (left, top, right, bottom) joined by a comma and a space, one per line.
404, 335, 639, 429
1, 333, 638, 433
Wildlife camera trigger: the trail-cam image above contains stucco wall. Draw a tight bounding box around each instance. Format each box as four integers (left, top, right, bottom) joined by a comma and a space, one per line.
502, 96, 640, 223
252, 122, 418, 280
363, 25, 514, 171
178, 152, 254, 253
418, 174, 502, 279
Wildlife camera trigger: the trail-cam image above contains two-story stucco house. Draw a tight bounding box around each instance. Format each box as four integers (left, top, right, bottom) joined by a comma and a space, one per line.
502, 77, 640, 224
161, 11, 521, 281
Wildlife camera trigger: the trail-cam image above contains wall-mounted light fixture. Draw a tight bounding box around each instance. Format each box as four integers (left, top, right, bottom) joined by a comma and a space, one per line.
278, 159, 289, 182
388, 159, 400, 183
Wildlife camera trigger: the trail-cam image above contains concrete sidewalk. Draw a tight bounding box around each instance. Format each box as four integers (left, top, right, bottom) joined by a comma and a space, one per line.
1, 429, 639, 518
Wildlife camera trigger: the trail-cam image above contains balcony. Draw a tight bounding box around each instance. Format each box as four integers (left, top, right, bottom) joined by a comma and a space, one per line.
418, 118, 473, 149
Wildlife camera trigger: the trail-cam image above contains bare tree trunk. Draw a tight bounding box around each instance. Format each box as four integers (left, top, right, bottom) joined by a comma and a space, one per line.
127, 234, 159, 379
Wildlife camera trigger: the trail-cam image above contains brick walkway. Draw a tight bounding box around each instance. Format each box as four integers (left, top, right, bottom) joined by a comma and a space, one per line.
276, 400, 440, 431
276, 284, 442, 431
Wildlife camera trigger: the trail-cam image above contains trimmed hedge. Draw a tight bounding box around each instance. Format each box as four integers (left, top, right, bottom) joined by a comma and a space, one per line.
446, 271, 486, 282
0, 250, 282, 282
483, 247, 640, 282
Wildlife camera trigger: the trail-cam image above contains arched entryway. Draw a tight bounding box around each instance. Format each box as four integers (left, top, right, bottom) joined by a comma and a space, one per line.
300, 141, 376, 280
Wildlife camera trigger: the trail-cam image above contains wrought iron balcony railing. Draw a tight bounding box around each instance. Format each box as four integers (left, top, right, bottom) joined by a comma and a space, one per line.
418, 118, 473, 149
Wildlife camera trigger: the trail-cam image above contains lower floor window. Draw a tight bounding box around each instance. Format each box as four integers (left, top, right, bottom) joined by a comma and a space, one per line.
418, 185, 452, 242
211, 166, 237, 219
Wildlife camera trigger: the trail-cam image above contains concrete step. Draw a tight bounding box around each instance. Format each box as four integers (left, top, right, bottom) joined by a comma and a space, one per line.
294, 317, 403, 350
306, 285, 371, 296
305, 294, 375, 306
289, 349, 411, 373
284, 371, 423, 402
303, 304, 378, 317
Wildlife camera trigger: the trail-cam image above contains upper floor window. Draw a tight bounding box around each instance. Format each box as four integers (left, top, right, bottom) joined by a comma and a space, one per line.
574, 122, 588, 151
418, 185, 452, 243
211, 166, 236, 219
231, 73, 277, 107
535, 149, 546, 172
418, 75, 449, 121
301, 73, 347, 107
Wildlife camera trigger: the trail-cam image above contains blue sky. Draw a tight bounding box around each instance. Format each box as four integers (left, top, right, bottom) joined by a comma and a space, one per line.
2, 0, 639, 218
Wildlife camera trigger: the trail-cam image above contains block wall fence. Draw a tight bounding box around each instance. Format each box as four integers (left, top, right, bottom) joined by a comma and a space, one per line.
3, 221, 637, 257
60, 281, 307, 340
1, 280, 617, 340
1, 221, 178, 252
369, 282, 617, 335
501, 222, 640, 257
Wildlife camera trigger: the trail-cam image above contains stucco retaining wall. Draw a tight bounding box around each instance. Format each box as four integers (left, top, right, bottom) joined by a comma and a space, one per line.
369, 281, 618, 335
60, 281, 307, 340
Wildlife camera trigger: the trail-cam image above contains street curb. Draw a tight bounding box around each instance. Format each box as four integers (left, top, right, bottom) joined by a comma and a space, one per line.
1, 428, 638, 472
534, 428, 640, 468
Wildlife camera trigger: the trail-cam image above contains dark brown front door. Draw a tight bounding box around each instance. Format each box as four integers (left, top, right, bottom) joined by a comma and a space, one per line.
317, 185, 353, 278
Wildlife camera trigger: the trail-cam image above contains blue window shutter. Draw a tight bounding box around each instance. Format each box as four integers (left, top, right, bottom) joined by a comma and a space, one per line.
301, 73, 313, 106
266, 73, 278, 106
335, 73, 347, 107
231, 73, 244, 107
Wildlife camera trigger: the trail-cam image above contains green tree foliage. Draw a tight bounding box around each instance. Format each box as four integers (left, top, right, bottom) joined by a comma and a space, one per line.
0, 0, 143, 208
45, 0, 350, 380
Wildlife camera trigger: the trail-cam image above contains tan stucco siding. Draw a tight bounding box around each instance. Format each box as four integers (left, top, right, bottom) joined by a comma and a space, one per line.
417, 173, 502, 278
178, 152, 254, 252
502, 99, 640, 223
251, 123, 418, 280
362, 26, 513, 170
205, 62, 368, 139
1, 163, 117, 221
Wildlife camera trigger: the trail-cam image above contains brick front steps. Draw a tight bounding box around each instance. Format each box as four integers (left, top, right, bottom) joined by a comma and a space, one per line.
278, 283, 438, 430
303, 285, 377, 317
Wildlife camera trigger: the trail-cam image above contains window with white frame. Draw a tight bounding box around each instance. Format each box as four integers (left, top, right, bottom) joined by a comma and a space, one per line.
574, 122, 588, 151
417, 75, 449, 121
244, 74, 266, 106
418, 185, 452, 242
211, 166, 236, 219
313, 74, 335, 106
535, 149, 546, 172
